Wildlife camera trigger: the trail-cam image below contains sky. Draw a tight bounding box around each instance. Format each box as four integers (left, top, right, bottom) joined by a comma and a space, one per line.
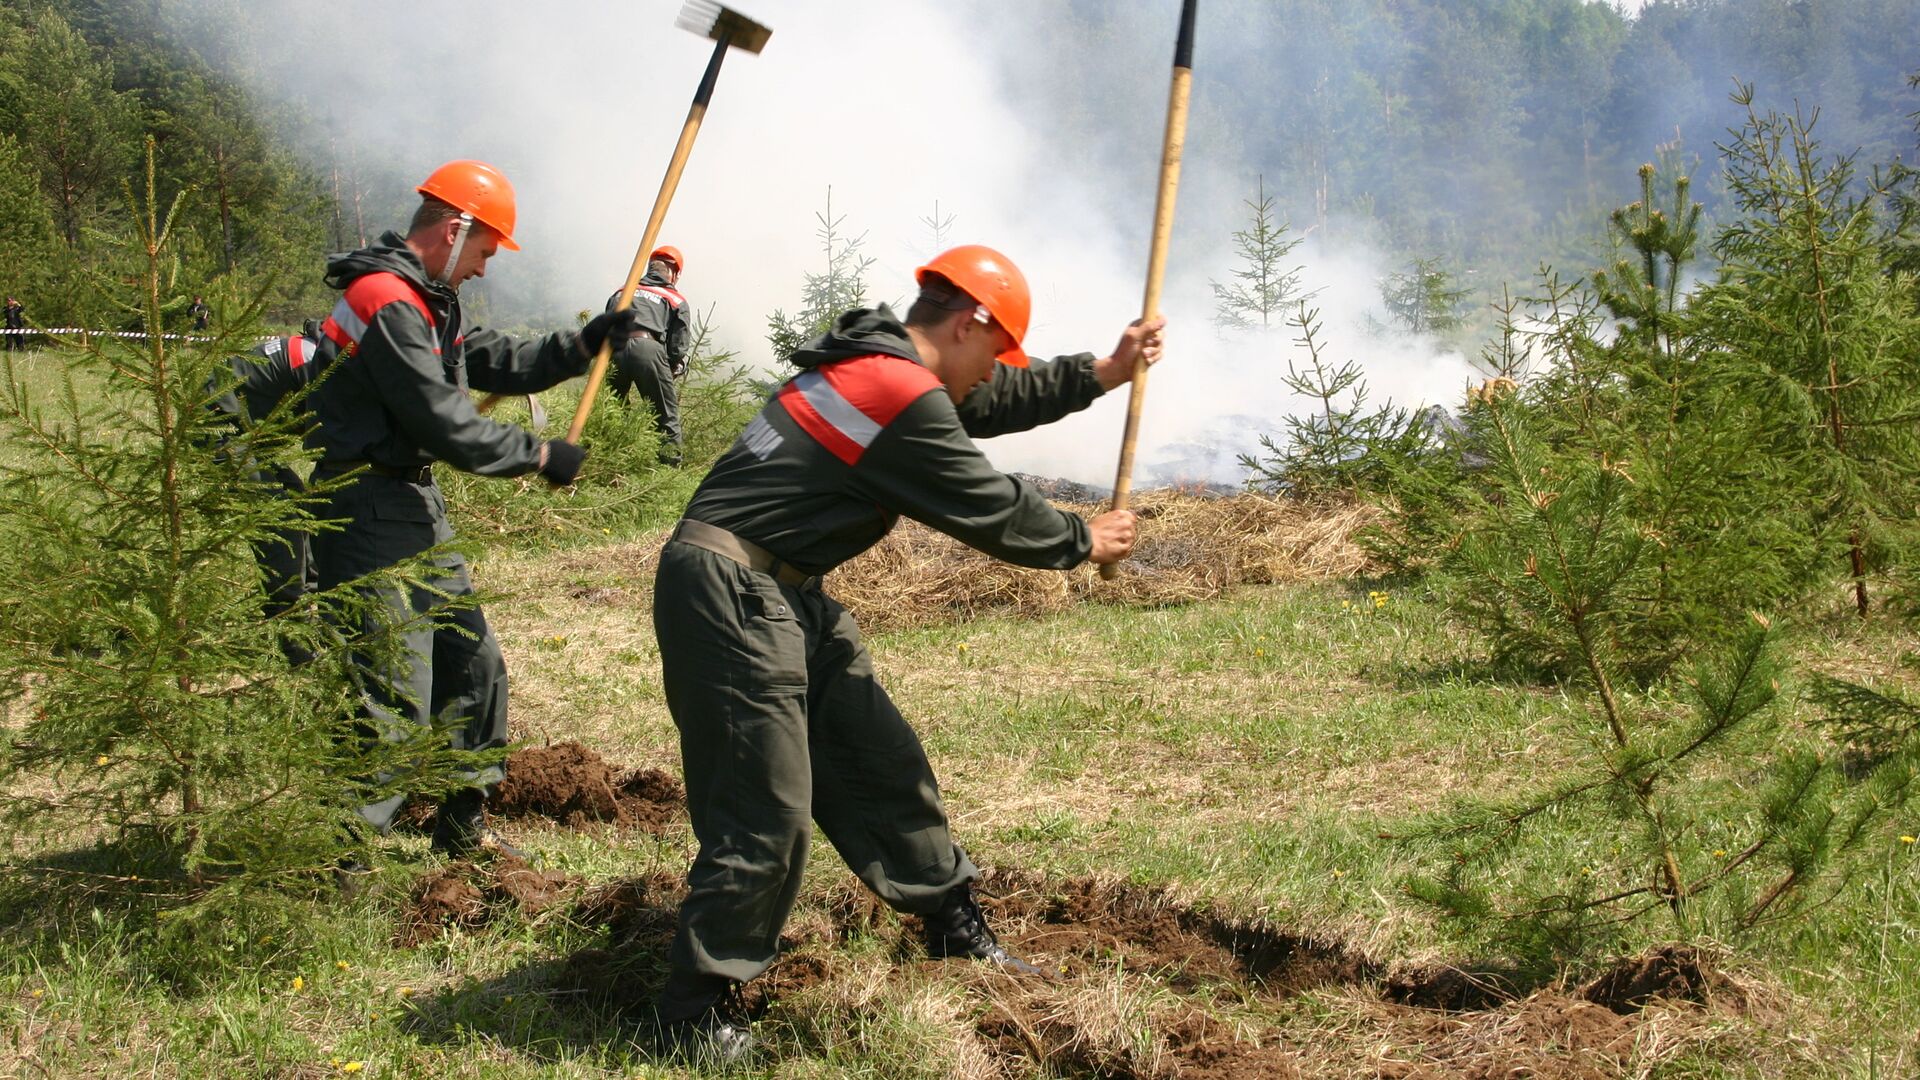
214, 0, 1525, 486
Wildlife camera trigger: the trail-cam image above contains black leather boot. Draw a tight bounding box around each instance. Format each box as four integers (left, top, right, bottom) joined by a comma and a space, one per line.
656, 973, 754, 1066
923, 880, 1043, 975
430, 788, 527, 860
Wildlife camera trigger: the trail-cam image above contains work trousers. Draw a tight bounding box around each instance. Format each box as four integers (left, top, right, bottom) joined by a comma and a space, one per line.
312, 472, 509, 831
609, 336, 682, 464
253, 465, 316, 667
652, 540, 975, 1013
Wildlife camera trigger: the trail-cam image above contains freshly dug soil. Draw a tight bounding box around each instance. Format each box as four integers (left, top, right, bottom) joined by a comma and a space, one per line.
534, 865, 1748, 1077
1373, 992, 1641, 1080
972, 868, 1377, 995
396, 855, 578, 947
491, 741, 683, 833
1580, 944, 1741, 1013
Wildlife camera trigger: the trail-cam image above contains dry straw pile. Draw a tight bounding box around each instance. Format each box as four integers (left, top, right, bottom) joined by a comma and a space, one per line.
828, 492, 1382, 632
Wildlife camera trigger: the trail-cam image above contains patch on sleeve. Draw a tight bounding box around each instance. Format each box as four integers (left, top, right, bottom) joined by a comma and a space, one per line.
740, 412, 783, 460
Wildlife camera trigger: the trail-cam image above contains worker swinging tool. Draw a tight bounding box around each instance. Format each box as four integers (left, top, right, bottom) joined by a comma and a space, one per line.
1104, 0, 1198, 581
478, 1, 772, 438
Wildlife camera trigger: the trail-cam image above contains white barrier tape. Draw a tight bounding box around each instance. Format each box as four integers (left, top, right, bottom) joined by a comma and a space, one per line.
0, 327, 214, 341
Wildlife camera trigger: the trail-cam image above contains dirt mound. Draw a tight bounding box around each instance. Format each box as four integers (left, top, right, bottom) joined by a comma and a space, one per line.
829, 493, 1382, 632
980, 995, 1303, 1079
1373, 991, 1643, 1080
491, 742, 683, 833
974, 868, 1376, 995
396, 855, 578, 947
1581, 944, 1742, 1013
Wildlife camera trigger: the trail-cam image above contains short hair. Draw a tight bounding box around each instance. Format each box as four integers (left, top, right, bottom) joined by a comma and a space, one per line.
648, 258, 677, 279
904, 272, 979, 329
407, 195, 466, 237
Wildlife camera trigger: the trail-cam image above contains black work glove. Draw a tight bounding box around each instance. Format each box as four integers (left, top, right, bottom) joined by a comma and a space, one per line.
577, 307, 640, 363
539, 439, 587, 487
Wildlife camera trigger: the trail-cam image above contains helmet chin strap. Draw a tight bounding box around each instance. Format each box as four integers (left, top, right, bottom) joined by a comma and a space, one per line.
435, 213, 474, 287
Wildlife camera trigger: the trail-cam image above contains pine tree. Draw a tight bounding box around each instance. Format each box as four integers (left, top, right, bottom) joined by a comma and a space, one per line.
1701, 85, 1920, 616
0, 144, 483, 934
767, 188, 874, 363
1211, 176, 1311, 331
9, 9, 135, 250
1241, 304, 1429, 497
1405, 384, 1899, 953
1380, 256, 1471, 334
920, 199, 956, 254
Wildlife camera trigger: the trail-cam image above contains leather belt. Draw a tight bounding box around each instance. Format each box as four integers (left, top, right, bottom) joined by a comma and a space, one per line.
671, 519, 818, 588
317, 459, 434, 484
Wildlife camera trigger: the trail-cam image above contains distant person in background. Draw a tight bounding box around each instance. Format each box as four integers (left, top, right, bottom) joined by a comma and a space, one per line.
3, 296, 24, 352
606, 244, 692, 465
189, 295, 210, 332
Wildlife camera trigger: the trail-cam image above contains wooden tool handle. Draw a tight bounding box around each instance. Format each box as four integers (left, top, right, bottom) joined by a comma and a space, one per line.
1101, 21, 1194, 582
478, 33, 734, 427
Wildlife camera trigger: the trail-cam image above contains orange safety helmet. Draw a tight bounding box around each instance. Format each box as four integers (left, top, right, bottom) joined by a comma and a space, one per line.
650, 245, 684, 273
415, 160, 520, 251
915, 244, 1030, 367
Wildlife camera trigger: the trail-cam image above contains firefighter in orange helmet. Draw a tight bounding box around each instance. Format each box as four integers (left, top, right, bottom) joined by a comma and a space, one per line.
649, 244, 1165, 1060
605, 244, 692, 464
305, 159, 639, 863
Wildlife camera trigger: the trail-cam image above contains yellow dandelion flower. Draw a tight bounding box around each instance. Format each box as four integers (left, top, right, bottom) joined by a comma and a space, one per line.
30, 988, 43, 999
1713, 849, 1726, 858
1902, 835, 1917, 845
291, 976, 305, 992
1255, 648, 1266, 658
93, 754, 110, 766
1341, 600, 1351, 609
336, 961, 350, 972
396, 986, 415, 998
340, 1063, 364, 1075
503, 995, 515, 1005
1331, 869, 1346, 879
956, 642, 970, 653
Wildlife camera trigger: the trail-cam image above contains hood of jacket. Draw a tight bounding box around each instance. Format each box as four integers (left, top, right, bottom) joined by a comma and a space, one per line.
789, 305, 923, 370
324, 231, 455, 305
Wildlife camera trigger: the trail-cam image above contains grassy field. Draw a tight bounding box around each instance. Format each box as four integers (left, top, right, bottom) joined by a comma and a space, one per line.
2, 342, 1918, 1078
4, 513, 1917, 1078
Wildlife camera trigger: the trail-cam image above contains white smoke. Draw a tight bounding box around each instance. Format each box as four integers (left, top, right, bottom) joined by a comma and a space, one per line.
208, 0, 1481, 487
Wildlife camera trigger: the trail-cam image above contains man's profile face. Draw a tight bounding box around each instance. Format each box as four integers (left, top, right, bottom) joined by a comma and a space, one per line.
447, 221, 502, 286
941, 307, 1011, 404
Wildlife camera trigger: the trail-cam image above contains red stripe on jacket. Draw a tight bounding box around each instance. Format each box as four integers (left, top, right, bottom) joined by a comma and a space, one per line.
777, 353, 941, 466
344, 271, 432, 323
321, 271, 439, 357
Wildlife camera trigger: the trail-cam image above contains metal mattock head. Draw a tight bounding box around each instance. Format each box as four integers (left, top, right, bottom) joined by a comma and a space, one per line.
676, 0, 772, 54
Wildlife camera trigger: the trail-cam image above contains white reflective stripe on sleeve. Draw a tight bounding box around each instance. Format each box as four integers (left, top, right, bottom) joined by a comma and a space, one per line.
328, 296, 367, 342
793, 369, 882, 449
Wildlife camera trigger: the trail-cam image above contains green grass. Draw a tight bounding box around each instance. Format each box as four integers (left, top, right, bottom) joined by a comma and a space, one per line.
5, 347, 1920, 1076
5, 560, 1917, 1077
